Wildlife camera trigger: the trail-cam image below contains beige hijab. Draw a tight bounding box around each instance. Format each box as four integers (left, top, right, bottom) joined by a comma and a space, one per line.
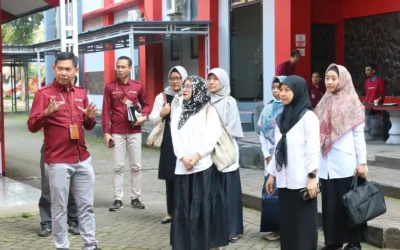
314, 64, 365, 156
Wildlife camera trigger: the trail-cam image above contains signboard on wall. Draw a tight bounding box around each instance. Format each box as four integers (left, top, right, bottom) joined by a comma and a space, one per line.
297, 48, 305, 56
295, 34, 306, 47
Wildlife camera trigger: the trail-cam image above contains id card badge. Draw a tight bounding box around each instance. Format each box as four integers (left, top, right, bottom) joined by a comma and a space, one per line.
121, 97, 132, 106
69, 124, 80, 140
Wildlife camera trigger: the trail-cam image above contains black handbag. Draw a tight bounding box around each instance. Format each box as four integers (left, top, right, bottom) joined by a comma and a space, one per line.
342, 176, 387, 227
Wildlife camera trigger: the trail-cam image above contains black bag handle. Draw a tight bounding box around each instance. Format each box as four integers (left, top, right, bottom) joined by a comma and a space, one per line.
351, 175, 368, 191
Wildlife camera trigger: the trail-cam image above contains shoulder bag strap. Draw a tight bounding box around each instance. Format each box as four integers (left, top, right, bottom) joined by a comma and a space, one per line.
162, 92, 167, 105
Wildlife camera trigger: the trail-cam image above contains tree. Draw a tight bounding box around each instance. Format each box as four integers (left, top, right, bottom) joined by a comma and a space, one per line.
2, 13, 44, 45
2, 12, 44, 104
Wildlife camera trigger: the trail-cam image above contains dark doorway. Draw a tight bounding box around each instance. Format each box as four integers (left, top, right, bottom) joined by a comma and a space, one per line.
311, 24, 336, 77
230, 2, 263, 100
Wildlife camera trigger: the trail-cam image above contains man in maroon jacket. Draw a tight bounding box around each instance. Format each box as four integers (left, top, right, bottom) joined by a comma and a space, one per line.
276, 50, 301, 76
28, 52, 100, 250
102, 56, 150, 211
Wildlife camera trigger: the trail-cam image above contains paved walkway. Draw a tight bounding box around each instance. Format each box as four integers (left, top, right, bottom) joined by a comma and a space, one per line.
0, 115, 383, 249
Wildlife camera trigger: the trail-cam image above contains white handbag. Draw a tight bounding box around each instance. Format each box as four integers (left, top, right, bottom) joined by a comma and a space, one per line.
206, 105, 237, 172
147, 93, 167, 148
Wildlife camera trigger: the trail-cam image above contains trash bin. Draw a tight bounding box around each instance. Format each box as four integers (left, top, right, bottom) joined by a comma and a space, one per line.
253, 105, 264, 134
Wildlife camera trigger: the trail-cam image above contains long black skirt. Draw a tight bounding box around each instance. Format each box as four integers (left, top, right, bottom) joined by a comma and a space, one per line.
222, 169, 244, 240
279, 188, 318, 250
320, 176, 368, 246
171, 165, 228, 250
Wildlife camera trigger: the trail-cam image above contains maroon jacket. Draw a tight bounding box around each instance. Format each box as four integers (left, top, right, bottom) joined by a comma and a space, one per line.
27, 80, 96, 164
102, 79, 150, 134
276, 60, 295, 76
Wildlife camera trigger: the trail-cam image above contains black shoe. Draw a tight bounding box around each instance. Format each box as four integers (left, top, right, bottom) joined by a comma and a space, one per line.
320, 245, 343, 250
69, 223, 80, 235
109, 200, 123, 211
344, 243, 362, 250
131, 198, 145, 209
38, 227, 52, 237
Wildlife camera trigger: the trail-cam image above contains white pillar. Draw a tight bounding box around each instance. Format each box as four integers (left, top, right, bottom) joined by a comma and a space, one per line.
218, 0, 230, 76
59, 0, 79, 57
262, 0, 275, 104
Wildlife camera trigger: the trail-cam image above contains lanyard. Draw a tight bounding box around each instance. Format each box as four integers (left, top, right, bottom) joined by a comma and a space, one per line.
59, 91, 75, 124
116, 82, 130, 97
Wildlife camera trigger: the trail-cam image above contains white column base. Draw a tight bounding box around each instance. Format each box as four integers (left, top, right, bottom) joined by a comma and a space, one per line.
369, 115, 382, 138
386, 111, 400, 145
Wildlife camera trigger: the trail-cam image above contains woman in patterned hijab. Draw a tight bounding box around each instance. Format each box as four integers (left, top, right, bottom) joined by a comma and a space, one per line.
178, 75, 211, 129
170, 75, 228, 249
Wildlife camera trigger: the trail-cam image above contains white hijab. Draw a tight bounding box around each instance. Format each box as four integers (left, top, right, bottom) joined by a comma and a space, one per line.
208, 68, 243, 138
166, 66, 188, 117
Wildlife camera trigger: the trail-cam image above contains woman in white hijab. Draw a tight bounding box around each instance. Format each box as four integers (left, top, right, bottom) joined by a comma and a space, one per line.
149, 66, 188, 224
207, 68, 244, 243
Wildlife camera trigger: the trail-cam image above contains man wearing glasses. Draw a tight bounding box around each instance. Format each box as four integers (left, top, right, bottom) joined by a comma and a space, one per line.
102, 56, 150, 211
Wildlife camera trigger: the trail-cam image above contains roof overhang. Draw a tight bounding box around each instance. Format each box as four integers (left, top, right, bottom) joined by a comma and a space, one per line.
2, 21, 211, 59
1, 0, 62, 23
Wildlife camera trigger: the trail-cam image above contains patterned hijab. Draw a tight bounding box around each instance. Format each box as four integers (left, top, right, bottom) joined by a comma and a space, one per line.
177, 75, 210, 129
275, 75, 312, 171
314, 64, 365, 156
259, 76, 287, 145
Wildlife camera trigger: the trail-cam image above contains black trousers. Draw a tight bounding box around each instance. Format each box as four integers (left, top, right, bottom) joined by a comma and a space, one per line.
166, 180, 175, 216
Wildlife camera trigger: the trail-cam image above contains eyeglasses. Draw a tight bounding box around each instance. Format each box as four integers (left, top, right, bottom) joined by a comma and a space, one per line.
169, 77, 182, 82
182, 84, 193, 90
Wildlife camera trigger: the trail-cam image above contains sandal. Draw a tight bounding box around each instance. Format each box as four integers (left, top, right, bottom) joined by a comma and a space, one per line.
161, 216, 172, 224
264, 232, 280, 241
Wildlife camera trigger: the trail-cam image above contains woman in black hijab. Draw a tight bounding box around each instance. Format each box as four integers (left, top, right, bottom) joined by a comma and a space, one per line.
266, 75, 321, 250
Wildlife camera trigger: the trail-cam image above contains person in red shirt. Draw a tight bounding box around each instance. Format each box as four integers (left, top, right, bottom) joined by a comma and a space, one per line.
37, 75, 80, 238
276, 50, 301, 76
102, 56, 150, 211
364, 63, 391, 141
308, 71, 326, 108
364, 63, 385, 104
27, 52, 100, 250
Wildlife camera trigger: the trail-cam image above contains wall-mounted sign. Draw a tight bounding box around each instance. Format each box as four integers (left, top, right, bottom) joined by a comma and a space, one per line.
295, 34, 306, 47
297, 48, 305, 56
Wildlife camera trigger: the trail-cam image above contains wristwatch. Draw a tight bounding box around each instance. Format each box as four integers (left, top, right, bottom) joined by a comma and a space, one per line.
308, 172, 316, 179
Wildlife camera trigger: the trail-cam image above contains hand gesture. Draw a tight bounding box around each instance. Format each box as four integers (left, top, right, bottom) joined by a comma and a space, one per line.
355, 164, 368, 178
181, 157, 193, 171
78, 102, 98, 119
266, 174, 275, 194
45, 96, 64, 116
306, 177, 319, 199
160, 103, 171, 118
189, 153, 201, 166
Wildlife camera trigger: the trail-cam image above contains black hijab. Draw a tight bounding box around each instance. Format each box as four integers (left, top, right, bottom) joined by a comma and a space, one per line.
275, 75, 312, 171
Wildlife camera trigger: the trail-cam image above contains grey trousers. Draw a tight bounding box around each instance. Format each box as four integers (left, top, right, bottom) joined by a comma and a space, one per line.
45, 157, 97, 250
39, 144, 78, 228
